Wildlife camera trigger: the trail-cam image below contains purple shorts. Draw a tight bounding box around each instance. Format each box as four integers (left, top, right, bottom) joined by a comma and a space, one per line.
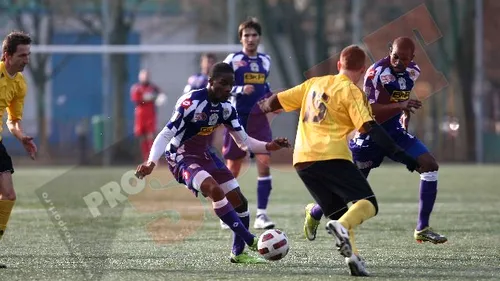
349, 127, 429, 171
222, 113, 273, 160
167, 150, 239, 196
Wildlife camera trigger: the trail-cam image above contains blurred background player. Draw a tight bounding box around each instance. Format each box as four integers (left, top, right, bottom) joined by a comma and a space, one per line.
130, 69, 167, 162
0, 31, 37, 268
304, 37, 447, 245
135, 62, 290, 264
183, 53, 217, 94
222, 18, 275, 230
259, 45, 419, 276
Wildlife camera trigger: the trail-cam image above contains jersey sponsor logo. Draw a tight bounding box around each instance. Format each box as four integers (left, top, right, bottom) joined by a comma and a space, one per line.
192, 112, 207, 122
243, 73, 265, 84
380, 74, 396, 84
198, 126, 216, 136
390, 90, 410, 102
181, 99, 192, 108
208, 113, 219, 126
367, 68, 375, 79
408, 69, 418, 80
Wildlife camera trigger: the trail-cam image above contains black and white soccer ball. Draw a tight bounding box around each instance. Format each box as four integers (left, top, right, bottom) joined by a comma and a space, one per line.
257, 229, 289, 261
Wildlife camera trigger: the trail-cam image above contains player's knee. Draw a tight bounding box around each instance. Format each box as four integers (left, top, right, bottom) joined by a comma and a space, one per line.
199, 177, 225, 201
367, 196, 379, 216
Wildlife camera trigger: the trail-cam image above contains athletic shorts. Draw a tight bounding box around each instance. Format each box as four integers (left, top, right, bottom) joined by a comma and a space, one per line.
222, 113, 272, 160
0, 141, 14, 174
296, 159, 375, 219
349, 127, 429, 171
166, 149, 239, 197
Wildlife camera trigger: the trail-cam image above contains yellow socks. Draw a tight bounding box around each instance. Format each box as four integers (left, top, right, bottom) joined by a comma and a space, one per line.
338, 199, 376, 230
338, 199, 376, 255
0, 200, 15, 240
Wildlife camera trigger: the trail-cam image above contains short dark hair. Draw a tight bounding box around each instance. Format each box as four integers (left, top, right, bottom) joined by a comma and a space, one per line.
201, 53, 217, 61
1, 31, 31, 62
209, 62, 234, 78
340, 45, 367, 71
238, 18, 262, 39
392, 37, 415, 54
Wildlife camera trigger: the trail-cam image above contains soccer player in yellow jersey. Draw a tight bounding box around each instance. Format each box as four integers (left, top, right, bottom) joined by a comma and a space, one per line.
0, 31, 37, 268
259, 45, 419, 276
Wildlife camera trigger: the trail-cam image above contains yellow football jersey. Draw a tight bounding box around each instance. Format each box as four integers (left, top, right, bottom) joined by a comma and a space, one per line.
0, 61, 27, 139
277, 74, 374, 165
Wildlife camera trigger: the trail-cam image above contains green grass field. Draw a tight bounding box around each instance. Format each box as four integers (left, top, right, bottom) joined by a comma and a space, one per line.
0, 164, 499, 280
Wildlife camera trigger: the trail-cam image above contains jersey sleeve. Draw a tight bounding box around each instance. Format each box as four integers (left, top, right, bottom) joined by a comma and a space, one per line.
7, 79, 26, 121
277, 79, 312, 112
147, 95, 195, 164
223, 53, 244, 96
363, 65, 382, 104
343, 84, 374, 131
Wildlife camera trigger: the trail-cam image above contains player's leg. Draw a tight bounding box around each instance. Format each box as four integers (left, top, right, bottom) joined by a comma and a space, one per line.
249, 111, 275, 229
297, 160, 374, 276
0, 142, 16, 269
209, 152, 265, 264
329, 161, 378, 277
221, 128, 248, 229
390, 133, 447, 244
302, 146, 381, 241
407, 140, 446, 244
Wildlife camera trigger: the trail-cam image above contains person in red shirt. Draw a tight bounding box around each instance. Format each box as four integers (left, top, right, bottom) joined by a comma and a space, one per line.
130, 69, 165, 161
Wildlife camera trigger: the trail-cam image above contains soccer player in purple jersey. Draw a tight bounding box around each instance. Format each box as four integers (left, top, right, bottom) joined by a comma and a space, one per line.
222, 18, 275, 230
304, 37, 447, 245
135, 62, 290, 264
183, 53, 217, 94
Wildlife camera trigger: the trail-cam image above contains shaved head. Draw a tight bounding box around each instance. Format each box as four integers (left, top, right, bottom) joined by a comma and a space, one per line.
392, 37, 415, 54
389, 37, 415, 73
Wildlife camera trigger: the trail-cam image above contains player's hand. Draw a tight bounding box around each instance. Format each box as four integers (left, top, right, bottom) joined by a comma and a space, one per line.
243, 85, 255, 95
135, 161, 156, 179
21, 136, 37, 160
399, 99, 422, 114
265, 137, 291, 151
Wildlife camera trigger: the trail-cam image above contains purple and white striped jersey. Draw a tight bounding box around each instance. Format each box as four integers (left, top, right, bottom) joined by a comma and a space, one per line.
223, 51, 271, 115
363, 56, 421, 129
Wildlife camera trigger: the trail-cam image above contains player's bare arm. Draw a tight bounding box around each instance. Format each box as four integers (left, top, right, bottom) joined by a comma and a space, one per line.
258, 93, 283, 113
7, 119, 36, 160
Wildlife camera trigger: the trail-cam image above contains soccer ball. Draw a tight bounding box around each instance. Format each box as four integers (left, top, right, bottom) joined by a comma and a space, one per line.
257, 229, 290, 261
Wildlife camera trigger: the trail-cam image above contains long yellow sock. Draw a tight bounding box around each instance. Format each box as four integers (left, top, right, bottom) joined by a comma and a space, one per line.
349, 229, 359, 255
338, 199, 376, 230
0, 200, 15, 240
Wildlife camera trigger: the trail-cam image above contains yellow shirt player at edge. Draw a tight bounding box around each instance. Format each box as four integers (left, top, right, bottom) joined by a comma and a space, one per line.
259, 45, 420, 277
0, 31, 37, 269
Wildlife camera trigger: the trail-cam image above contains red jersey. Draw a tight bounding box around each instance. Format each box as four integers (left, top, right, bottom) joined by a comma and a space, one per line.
131, 82, 161, 119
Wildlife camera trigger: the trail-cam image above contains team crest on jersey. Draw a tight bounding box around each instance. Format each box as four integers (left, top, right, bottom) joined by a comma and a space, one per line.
398, 77, 407, 90
208, 113, 219, 126
181, 99, 192, 108
193, 112, 207, 122
380, 74, 396, 84
223, 108, 231, 120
